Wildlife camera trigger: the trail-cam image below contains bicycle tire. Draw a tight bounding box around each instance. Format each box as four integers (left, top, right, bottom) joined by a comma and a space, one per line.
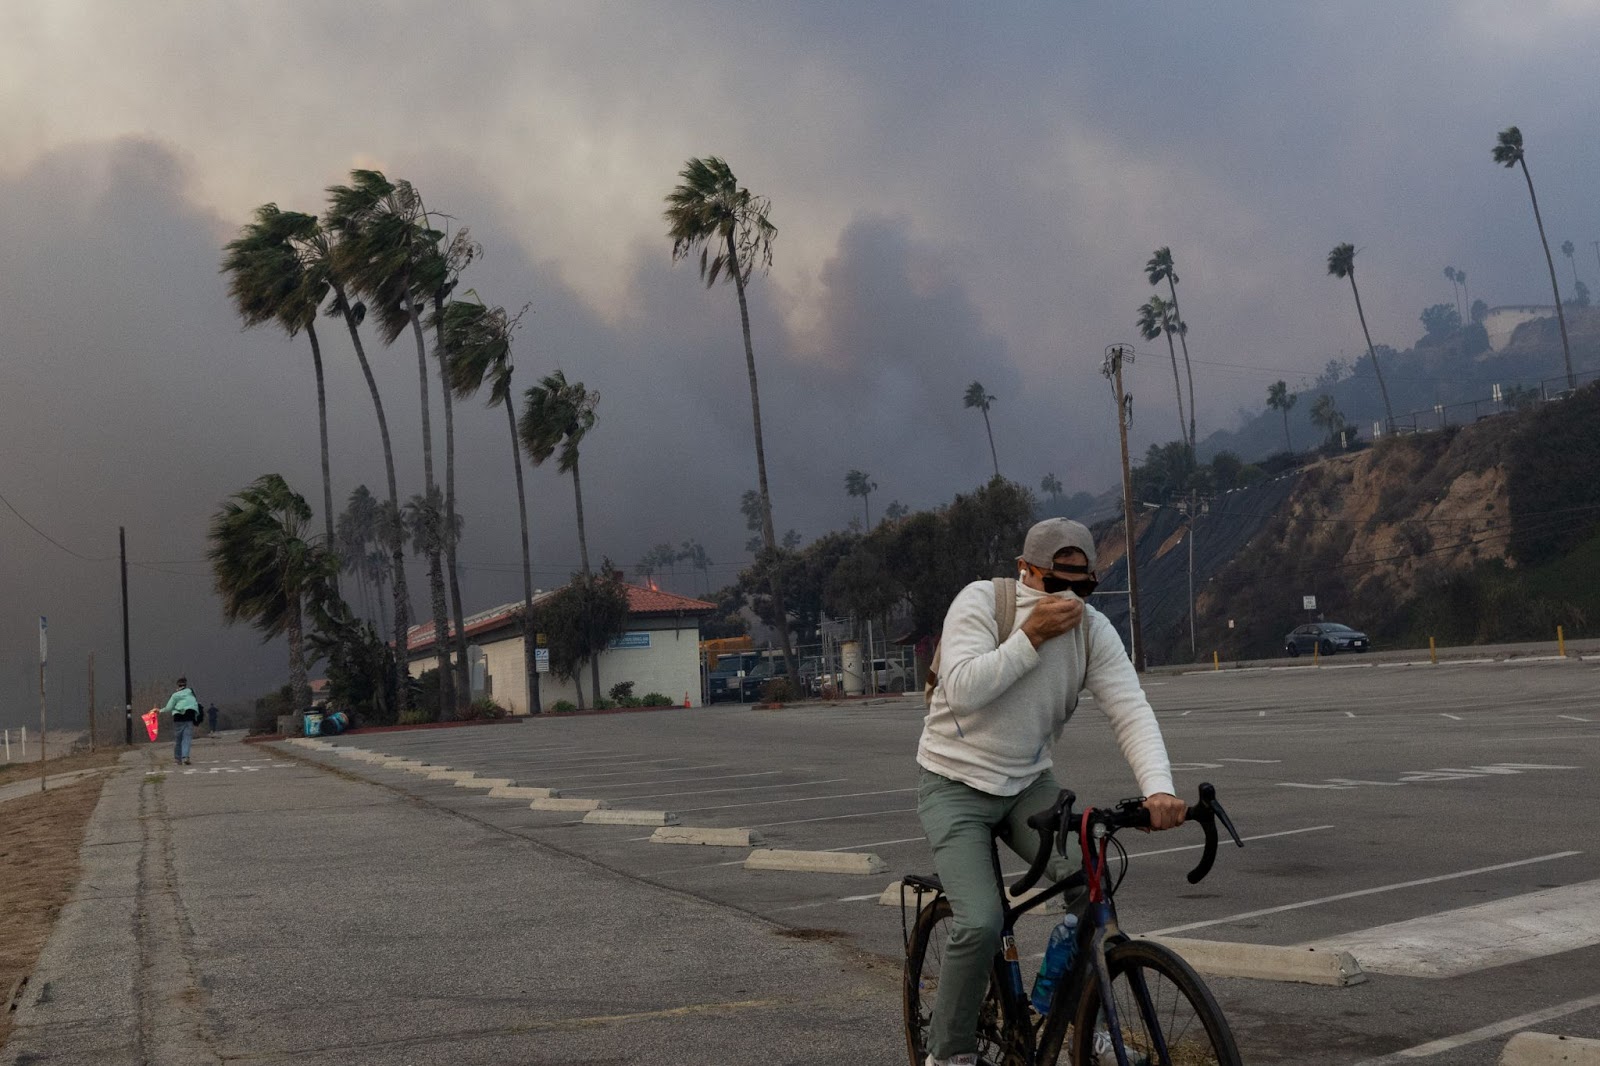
903, 895, 1030, 1066
1069, 940, 1241, 1066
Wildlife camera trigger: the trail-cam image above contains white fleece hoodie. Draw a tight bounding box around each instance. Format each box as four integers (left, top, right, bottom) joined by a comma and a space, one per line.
917, 579, 1175, 798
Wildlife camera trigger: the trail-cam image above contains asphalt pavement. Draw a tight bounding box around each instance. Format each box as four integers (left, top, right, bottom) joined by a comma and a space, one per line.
9, 655, 1599, 1064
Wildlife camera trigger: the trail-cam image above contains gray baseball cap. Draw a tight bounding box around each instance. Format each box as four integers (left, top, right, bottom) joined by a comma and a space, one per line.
1020, 517, 1097, 571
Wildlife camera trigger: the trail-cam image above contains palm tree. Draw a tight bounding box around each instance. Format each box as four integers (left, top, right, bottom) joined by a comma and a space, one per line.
1457, 270, 1470, 317
1493, 126, 1575, 390
679, 539, 713, 594
1266, 380, 1298, 454
294, 213, 412, 710
1040, 473, 1064, 498
1137, 296, 1190, 451
442, 297, 542, 715
664, 156, 797, 685
1309, 394, 1347, 447
326, 169, 457, 715
845, 469, 877, 527
1145, 248, 1198, 449
335, 485, 379, 622
402, 489, 464, 718
208, 474, 337, 713
1443, 266, 1463, 321
521, 369, 601, 706
221, 206, 339, 565
1326, 243, 1396, 431
963, 381, 1001, 478
1562, 240, 1580, 290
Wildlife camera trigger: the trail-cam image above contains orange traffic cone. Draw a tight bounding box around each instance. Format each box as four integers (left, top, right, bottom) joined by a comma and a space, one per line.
683, 692, 692, 708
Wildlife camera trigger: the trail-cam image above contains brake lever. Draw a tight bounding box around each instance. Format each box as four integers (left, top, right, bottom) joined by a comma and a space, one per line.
1213, 799, 1244, 848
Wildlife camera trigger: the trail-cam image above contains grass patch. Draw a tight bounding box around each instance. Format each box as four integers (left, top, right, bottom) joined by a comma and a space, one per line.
0, 747, 122, 790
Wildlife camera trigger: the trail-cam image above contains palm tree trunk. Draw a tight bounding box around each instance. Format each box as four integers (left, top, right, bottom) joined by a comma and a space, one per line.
1346, 273, 1396, 430
334, 286, 411, 711
569, 457, 600, 705
981, 410, 1000, 480
1164, 280, 1198, 453
506, 398, 541, 715
1520, 161, 1575, 389
1281, 409, 1293, 454
863, 495, 871, 529
1164, 331, 1188, 450
726, 233, 798, 686
306, 323, 337, 566
433, 301, 471, 709
287, 596, 310, 715
402, 285, 455, 718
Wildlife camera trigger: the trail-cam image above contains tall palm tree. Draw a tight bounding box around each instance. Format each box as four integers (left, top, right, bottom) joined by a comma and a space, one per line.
442, 297, 542, 715
293, 214, 412, 710
963, 381, 1001, 478
1457, 270, 1470, 318
1443, 266, 1463, 321
326, 170, 458, 715
521, 370, 601, 706
1493, 126, 1575, 390
1326, 243, 1396, 431
664, 156, 797, 685
1145, 247, 1198, 450
1266, 380, 1298, 454
221, 205, 339, 578
208, 474, 337, 713
1562, 240, 1580, 290
1040, 473, 1063, 498
402, 488, 463, 718
1137, 296, 1190, 451
844, 469, 876, 528
679, 539, 713, 595
335, 486, 378, 622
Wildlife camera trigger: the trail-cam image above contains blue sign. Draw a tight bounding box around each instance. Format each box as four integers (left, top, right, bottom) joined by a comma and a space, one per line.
608, 631, 651, 650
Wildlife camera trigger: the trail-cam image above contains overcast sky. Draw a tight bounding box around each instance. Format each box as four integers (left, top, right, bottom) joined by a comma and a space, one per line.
3, 1, 1599, 719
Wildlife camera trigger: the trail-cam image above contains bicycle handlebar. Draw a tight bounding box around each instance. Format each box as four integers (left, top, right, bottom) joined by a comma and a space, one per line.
1008, 782, 1243, 899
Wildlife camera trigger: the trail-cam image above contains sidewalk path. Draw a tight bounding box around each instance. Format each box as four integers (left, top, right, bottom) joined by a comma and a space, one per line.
2, 736, 900, 1064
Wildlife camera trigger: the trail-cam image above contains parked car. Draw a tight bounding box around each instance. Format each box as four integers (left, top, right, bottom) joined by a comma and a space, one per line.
1284, 623, 1370, 657
867, 657, 910, 693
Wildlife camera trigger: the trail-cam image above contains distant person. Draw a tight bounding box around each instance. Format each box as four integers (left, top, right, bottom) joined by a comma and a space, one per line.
159, 677, 203, 766
207, 703, 220, 735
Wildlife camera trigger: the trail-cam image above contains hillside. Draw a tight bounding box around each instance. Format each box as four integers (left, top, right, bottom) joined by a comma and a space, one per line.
1100, 380, 1600, 664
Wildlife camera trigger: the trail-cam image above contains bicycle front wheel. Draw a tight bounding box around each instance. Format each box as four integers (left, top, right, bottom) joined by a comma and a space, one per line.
904, 895, 1028, 1066
1070, 940, 1241, 1066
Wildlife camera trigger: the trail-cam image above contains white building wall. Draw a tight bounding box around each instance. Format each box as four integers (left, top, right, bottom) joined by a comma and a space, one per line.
409, 615, 703, 713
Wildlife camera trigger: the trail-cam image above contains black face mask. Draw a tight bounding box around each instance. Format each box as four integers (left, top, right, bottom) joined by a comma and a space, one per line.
1041, 574, 1098, 598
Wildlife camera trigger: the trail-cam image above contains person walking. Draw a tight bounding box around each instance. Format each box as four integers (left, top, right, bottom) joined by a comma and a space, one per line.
207, 703, 220, 736
159, 677, 203, 766
916, 518, 1183, 1066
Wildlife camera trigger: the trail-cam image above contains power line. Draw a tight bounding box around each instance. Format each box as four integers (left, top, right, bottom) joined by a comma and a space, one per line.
0, 487, 113, 562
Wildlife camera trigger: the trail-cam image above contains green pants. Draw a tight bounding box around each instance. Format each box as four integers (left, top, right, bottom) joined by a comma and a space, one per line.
917, 768, 1081, 1060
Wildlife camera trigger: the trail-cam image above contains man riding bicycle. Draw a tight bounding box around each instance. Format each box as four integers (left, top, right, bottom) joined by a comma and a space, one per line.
917, 518, 1183, 1066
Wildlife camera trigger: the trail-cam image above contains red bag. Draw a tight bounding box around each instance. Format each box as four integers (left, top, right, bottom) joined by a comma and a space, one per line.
142, 710, 159, 742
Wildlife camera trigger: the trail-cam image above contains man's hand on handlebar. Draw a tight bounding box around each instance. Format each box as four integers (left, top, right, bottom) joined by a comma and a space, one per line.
1142, 792, 1185, 831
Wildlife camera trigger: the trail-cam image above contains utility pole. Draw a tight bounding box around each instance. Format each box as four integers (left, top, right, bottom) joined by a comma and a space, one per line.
1187, 500, 1197, 661
1102, 345, 1145, 671
39, 616, 48, 793
121, 527, 134, 746
88, 651, 97, 752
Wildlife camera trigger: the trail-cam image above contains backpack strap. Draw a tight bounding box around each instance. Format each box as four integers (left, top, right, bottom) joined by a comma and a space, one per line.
992, 577, 1018, 641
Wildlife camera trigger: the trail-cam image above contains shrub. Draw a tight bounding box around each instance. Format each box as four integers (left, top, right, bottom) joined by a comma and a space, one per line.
459, 698, 509, 721
550, 699, 578, 714
759, 678, 796, 704
399, 708, 432, 726
639, 692, 674, 707
607, 681, 636, 702
592, 697, 616, 710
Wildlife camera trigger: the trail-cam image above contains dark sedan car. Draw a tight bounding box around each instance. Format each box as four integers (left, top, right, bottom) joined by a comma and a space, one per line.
1285, 622, 1370, 656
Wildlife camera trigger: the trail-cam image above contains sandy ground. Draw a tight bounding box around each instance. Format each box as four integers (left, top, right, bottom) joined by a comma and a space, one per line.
0, 746, 122, 790
0, 774, 108, 1049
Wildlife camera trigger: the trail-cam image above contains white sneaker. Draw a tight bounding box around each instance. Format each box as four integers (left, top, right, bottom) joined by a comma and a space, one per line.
926, 1054, 979, 1066
1092, 1027, 1148, 1066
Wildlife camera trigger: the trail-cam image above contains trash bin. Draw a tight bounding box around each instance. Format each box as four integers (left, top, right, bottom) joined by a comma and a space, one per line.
303, 712, 324, 737
320, 711, 348, 735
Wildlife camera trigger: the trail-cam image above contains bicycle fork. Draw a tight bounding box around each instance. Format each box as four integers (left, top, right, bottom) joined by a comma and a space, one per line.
1087, 901, 1168, 1066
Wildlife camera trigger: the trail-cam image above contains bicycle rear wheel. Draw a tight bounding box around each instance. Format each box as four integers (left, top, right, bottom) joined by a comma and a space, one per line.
904, 895, 1027, 1066
1070, 940, 1241, 1066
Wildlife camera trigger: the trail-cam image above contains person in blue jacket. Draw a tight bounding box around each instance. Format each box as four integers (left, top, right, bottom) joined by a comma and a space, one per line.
159, 677, 202, 765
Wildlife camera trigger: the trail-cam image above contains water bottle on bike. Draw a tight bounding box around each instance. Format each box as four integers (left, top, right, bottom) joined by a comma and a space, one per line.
1030, 912, 1077, 1014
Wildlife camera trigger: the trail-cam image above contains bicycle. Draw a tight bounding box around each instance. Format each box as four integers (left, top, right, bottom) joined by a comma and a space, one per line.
901, 783, 1245, 1066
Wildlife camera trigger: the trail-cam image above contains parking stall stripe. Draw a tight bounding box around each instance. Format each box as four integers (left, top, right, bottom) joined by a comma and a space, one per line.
613, 778, 849, 801
676, 787, 917, 813
593, 771, 792, 792
752, 807, 919, 829
826, 836, 925, 852
1147, 851, 1582, 937
540, 763, 727, 782
1348, 991, 1600, 1065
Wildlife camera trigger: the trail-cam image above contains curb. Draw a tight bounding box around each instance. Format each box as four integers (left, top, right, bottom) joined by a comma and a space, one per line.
1143, 936, 1365, 986
582, 809, 679, 827
487, 785, 562, 799
454, 777, 515, 790
425, 770, 478, 782
530, 797, 608, 812
745, 849, 888, 875
651, 826, 762, 847
1500, 1032, 1600, 1064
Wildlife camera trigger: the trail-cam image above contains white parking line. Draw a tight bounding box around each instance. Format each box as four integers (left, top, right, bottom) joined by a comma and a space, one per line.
615, 778, 849, 801
599, 770, 789, 790
676, 787, 916, 813
1349, 991, 1600, 1064
545, 763, 727, 782
827, 836, 924, 852
1559, 714, 1592, 722
752, 806, 919, 829
1440, 713, 1462, 720
1148, 851, 1582, 936
1219, 758, 1281, 764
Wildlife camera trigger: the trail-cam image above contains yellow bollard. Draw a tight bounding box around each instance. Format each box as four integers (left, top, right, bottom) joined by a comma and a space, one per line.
1558, 625, 1566, 658
1313, 641, 1320, 664
1213, 650, 1220, 671
1429, 636, 1437, 665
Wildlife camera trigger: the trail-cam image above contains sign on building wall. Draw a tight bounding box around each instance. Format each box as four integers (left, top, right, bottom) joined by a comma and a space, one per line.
535, 648, 549, 673
608, 631, 651, 650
